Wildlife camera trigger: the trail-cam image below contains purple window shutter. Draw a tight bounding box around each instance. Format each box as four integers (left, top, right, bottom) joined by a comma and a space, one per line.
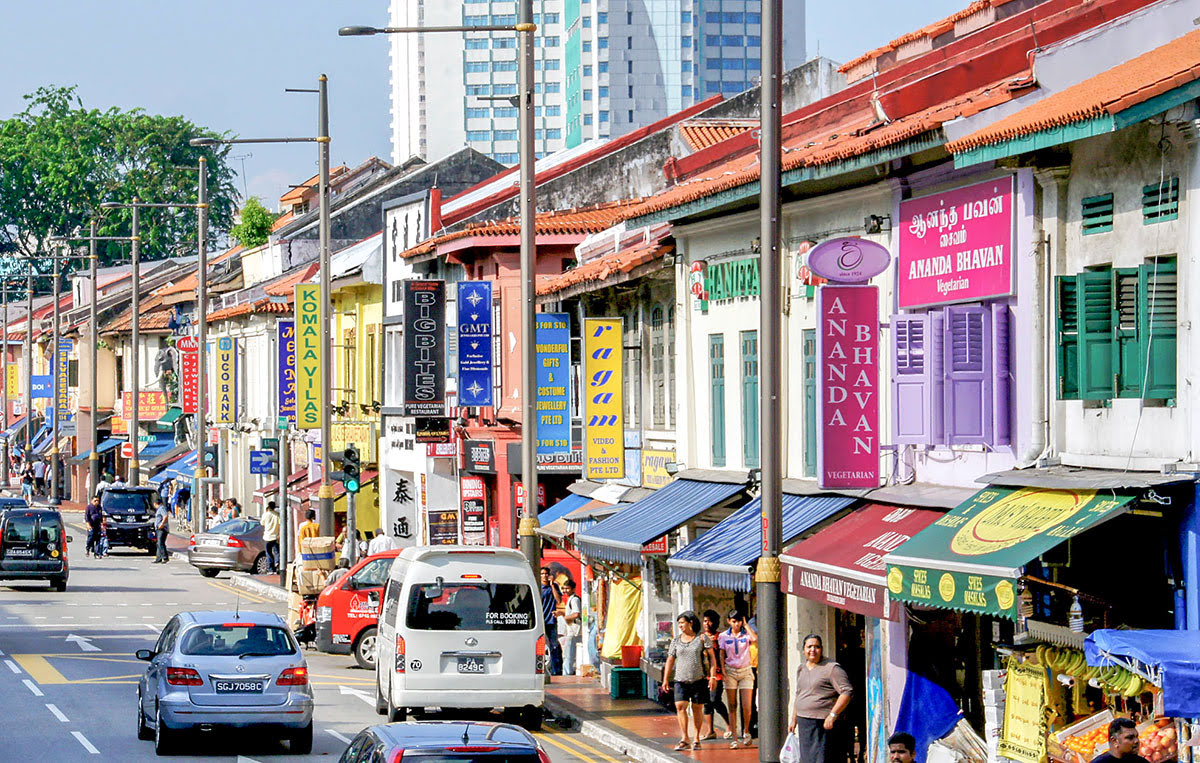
991, 303, 1012, 446
943, 305, 993, 445
930, 310, 945, 445
892, 314, 931, 444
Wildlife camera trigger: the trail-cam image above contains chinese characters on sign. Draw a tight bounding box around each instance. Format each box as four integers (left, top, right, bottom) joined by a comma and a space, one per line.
215, 337, 237, 424
403, 280, 446, 416
535, 313, 571, 456
294, 284, 323, 429
277, 320, 296, 421
456, 281, 493, 407
583, 318, 623, 479
178, 335, 199, 414
122, 390, 168, 420
816, 286, 879, 489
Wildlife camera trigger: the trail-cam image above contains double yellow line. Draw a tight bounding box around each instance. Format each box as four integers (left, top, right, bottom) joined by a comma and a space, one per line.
203, 578, 274, 605
535, 727, 620, 762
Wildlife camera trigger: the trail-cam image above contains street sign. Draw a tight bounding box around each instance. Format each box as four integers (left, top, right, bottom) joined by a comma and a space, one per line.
209, 428, 219, 445
261, 437, 280, 449
249, 450, 275, 475
120, 442, 135, 459
277, 416, 289, 429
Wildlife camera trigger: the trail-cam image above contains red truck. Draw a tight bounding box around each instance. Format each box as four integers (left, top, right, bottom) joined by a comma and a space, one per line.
315, 549, 401, 669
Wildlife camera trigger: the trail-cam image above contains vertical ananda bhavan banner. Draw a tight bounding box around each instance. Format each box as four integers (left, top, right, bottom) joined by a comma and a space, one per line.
816, 285, 879, 489
294, 284, 323, 429
583, 317, 623, 479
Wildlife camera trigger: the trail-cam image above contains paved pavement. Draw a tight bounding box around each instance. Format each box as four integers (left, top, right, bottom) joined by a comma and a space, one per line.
0, 508, 624, 761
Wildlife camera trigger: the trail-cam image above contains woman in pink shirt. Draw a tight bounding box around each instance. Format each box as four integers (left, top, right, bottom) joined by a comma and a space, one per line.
718, 610, 757, 748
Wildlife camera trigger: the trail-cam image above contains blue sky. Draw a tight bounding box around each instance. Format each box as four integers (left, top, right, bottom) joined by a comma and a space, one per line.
0, 1, 966, 211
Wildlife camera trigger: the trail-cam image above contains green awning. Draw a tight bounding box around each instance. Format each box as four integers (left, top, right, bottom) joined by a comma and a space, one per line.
884, 487, 1134, 619
155, 407, 183, 427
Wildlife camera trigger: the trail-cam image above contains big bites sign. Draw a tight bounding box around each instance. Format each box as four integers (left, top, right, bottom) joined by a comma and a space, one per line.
817, 286, 879, 489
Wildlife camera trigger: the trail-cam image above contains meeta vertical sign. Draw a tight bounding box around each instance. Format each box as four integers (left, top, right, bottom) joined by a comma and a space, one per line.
583, 317, 623, 479
277, 320, 296, 422
403, 280, 446, 416
215, 337, 238, 424
535, 313, 571, 456
294, 284, 322, 429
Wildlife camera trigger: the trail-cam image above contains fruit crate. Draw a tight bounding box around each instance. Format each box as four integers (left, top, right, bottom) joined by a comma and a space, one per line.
1055, 710, 1115, 744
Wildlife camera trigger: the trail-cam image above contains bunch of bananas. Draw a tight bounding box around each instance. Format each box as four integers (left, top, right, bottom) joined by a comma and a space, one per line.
1035, 645, 1145, 697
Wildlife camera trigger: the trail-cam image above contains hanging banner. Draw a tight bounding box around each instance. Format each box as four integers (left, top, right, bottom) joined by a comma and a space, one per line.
6, 364, 17, 397
31, 375, 52, 399
460, 475, 487, 545
277, 320, 296, 421
999, 657, 1049, 763
178, 335, 199, 414
214, 337, 237, 424
385, 468, 418, 547
122, 390, 168, 420
403, 280, 446, 416
535, 313, 571, 456
55, 338, 72, 420
583, 317, 623, 479
816, 285, 879, 489
456, 281, 493, 407
294, 284, 323, 429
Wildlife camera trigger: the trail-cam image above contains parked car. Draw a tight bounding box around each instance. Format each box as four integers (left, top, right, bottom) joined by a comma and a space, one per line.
375, 546, 546, 729
0, 507, 69, 591
187, 519, 268, 577
316, 549, 401, 669
101, 486, 158, 553
0, 497, 30, 512
136, 610, 314, 756
338, 721, 550, 763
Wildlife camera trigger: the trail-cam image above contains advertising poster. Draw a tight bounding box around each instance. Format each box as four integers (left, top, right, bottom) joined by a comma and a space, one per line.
294, 284, 323, 429
426, 509, 459, 545
55, 338, 72, 420
456, 281, 493, 407
214, 337, 237, 424
583, 318, 623, 479
535, 312, 571, 456
898, 176, 1015, 308
816, 286, 879, 489
641, 449, 676, 489
460, 475, 487, 545
178, 335, 199, 414
277, 320, 296, 421
999, 658, 1049, 763
122, 390, 168, 420
403, 280, 446, 416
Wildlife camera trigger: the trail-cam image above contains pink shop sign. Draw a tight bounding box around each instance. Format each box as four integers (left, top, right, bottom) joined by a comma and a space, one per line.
817, 285, 879, 490
898, 176, 1014, 308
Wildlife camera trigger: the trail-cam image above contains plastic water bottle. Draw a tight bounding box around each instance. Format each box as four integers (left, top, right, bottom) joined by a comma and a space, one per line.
1069, 596, 1084, 633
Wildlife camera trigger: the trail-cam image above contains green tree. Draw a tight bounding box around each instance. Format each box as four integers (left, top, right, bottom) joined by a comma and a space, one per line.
0, 85, 240, 281
229, 197, 276, 249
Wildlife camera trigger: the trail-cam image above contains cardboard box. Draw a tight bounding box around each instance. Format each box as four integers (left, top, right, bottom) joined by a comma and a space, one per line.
300, 536, 336, 570
296, 567, 330, 595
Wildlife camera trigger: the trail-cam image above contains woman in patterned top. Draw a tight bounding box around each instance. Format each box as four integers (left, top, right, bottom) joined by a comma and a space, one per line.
663, 610, 718, 751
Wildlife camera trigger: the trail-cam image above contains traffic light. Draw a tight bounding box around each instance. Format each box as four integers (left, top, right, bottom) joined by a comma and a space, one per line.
202, 444, 219, 476
342, 446, 361, 493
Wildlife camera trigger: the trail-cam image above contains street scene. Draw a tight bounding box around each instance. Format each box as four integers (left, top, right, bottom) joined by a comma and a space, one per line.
2, 0, 1200, 761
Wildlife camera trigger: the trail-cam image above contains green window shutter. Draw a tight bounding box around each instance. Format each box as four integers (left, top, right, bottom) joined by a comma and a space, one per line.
709, 334, 725, 467
1139, 258, 1177, 399
741, 330, 760, 469
803, 329, 817, 477
1055, 276, 1080, 399
1142, 178, 1179, 224
1077, 269, 1114, 400
1112, 268, 1143, 398
1082, 194, 1114, 235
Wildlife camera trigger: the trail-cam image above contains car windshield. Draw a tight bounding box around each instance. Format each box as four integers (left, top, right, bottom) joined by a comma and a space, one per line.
102, 492, 152, 513
3, 514, 36, 544
179, 624, 296, 657
405, 583, 537, 631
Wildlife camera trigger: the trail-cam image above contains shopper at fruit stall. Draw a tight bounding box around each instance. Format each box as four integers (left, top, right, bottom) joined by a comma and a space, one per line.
1093, 719, 1151, 763
888, 732, 916, 763
788, 633, 854, 763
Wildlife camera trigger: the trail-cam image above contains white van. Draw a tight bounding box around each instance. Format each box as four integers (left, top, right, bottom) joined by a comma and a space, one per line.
374, 546, 546, 728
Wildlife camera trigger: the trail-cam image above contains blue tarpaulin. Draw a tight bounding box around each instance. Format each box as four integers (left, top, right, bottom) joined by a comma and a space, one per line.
894, 671, 963, 762
149, 450, 198, 487
667, 493, 855, 591
537, 493, 590, 526
137, 433, 177, 461
1, 416, 27, 441
29, 425, 52, 454
1085, 629, 1200, 717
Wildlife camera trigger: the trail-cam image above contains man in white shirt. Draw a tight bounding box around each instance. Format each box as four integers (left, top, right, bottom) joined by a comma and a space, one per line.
366, 528, 396, 556
560, 579, 583, 676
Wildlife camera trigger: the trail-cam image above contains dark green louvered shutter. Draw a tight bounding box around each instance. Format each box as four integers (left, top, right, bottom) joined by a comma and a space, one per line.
1077, 269, 1114, 400
1113, 268, 1143, 398
1140, 258, 1177, 399
1056, 277, 1080, 399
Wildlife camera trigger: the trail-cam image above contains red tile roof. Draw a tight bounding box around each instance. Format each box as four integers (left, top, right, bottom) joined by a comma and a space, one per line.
205, 303, 253, 323
103, 293, 171, 334
264, 263, 320, 297
279, 166, 349, 204
948, 31, 1200, 153
538, 242, 672, 297
679, 119, 758, 151
156, 245, 244, 297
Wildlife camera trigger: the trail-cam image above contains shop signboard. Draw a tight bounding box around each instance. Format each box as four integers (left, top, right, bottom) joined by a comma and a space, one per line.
506, 442, 584, 474
583, 318, 623, 479
998, 658, 1049, 763
122, 390, 168, 420
534, 313, 571, 456
426, 509, 459, 545
456, 281, 493, 407
31, 375, 52, 398
386, 468, 417, 547
464, 439, 495, 474
178, 335, 199, 414
898, 176, 1015, 308
402, 280, 446, 416
331, 421, 373, 454
641, 449, 675, 489
55, 338, 72, 420
816, 285, 879, 489
6, 364, 17, 397
460, 475, 487, 545
414, 417, 449, 443
689, 260, 709, 312
703, 256, 759, 303
806, 237, 890, 283
294, 284, 323, 429
513, 482, 546, 511
214, 337, 237, 424
277, 320, 296, 421
641, 536, 668, 555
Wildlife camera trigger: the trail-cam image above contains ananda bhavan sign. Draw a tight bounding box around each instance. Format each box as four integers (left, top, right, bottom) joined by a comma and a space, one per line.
816, 285, 879, 489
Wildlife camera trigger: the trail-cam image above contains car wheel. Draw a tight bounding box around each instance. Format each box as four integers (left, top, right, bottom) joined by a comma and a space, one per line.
375, 673, 388, 716
252, 553, 271, 575
353, 626, 378, 670
136, 691, 153, 741
289, 721, 313, 754
198, 568, 220, 578
518, 705, 543, 732
154, 704, 175, 755
51, 577, 66, 592
386, 692, 407, 723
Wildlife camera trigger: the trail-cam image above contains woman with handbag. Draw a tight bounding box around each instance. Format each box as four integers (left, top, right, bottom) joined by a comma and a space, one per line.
788, 634, 854, 763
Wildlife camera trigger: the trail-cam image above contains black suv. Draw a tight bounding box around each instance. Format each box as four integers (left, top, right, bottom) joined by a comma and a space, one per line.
0, 507, 69, 591
101, 487, 158, 553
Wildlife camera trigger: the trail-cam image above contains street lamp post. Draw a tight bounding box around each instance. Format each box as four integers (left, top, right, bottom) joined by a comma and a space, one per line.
49, 247, 61, 505
196, 159, 209, 534
339, 1, 541, 573
1, 284, 10, 488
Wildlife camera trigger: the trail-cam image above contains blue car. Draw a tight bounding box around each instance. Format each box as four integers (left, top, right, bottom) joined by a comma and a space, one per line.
339, 721, 550, 762
136, 611, 314, 756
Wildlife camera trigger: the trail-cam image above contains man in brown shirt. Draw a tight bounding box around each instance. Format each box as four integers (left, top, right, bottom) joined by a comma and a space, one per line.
789, 634, 854, 763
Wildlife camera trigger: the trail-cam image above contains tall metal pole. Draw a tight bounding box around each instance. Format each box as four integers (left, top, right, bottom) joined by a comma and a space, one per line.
24, 272, 33, 466
516, 0, 540, 572
129, 202, 141, 485
195, 160, 209, 533
49, 248, 61, 506
317, 74, 335, 535
277, 430, 290, 585
88, 222, 100, 496
756, 0, 785, 759
1, 286, 9, 488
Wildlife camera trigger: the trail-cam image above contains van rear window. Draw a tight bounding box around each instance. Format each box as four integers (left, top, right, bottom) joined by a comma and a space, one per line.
405, 583, 537, 631
3, 514, 36, 544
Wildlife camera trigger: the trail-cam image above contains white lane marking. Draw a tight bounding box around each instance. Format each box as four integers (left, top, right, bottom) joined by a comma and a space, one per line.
61, 616, 74, 620
0, 647, 5, 655
89, 616, 100, 619
140, 603, 152, 607
117, 603, 127, 607
71, 731, 100, 755
338, 685, 375, 706
5, 659, 20, 673
23, 679, 43, 696
326, 729, 352, 744
144, 624, 161, 632
65, 634, 101, 652
46, 703, 69, 722
115, 616, 128, 620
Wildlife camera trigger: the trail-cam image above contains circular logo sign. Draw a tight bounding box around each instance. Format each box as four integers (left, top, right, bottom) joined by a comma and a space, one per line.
176, 336, 199, 353
938, 572, 956, 602
807, 237, 891, 283
886, 567, 904, 595
950, 489, 1092, 557
996, 580, 1015, 612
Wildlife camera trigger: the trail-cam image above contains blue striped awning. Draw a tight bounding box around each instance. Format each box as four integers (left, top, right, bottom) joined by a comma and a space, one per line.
1, 416, 27, 440
137, 433, 177, 461
149, 450, 197, 487
668, 493, 857, 592
537, 493, 590, 526
577, 478, 746, 566
30, 425, 53, 455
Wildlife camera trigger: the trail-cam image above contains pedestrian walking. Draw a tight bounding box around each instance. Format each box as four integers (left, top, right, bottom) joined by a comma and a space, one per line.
153, 497, 171, 563
367, 527, 396, 556
20, 462, 33, 504
32, 458, 46, 496
111, 473, 126, 489
262, 501, 280, 573
663, 610, 718, 751
788, 634, 854, 763
559, 579, 582, 676
699, 610, 730, 742
539, 567, 563, 676
84, 495, 104, 557
95, 516, 110, 558
95, 472, 112, 499
720, 609, 758, 748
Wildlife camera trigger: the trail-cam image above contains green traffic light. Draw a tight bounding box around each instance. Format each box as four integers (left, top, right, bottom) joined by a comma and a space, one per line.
346, 479, 360, 493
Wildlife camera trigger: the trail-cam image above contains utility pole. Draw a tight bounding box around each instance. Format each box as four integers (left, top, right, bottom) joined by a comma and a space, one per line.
1, 285, 9, 489
316, 74, 334, 535
24, 271, 32, 465
129, 202, 141, 485
756, 1, 786, 760
89, 222, 99, 497
195, 159, 209, 534
49, 248, 61, 506
277, 430, 290, 586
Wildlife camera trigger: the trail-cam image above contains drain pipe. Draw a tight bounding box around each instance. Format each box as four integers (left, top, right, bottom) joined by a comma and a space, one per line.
1024, 170, 1068, 466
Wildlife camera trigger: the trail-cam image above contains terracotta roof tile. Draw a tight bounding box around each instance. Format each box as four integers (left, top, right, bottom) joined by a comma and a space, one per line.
948, 31, 1200, 152
103, 293, 171, 334
205, 303, 253, 323
264, 263, 320, 297
538, 243, 672, 297
840, 0, 1001, 73
679, 119, 759, 151
156, 245, 243, 297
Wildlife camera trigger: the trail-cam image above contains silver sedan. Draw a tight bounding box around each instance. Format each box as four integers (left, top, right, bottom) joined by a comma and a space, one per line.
136, 610, 314, 756
187, 518, 270, 577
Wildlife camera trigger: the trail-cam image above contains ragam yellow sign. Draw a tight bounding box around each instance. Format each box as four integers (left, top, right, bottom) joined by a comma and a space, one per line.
583, 318, 623, 480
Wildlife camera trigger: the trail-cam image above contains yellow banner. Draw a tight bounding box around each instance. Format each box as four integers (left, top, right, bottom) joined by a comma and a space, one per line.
214, 337, 237, 424
999, 657, 1049, 763
6, 364, 17, 397
642, 449, 676, 489
583, 318, 623, 479
295, 284, 323, 429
